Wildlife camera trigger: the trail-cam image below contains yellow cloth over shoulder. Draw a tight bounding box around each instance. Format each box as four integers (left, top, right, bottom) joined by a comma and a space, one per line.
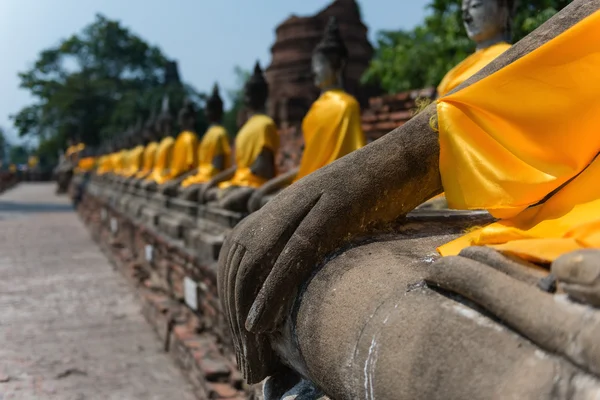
123, 145, 145, 177
219, 114, 279, 189
154, 131, 198, 184
112, 150, 127, 175
134, 142, 158, 179
96, 155, 111, 175
437, 11, 600, 263
181, 125, 231, 188
296, 89, 365, 181
437, 42, 511, 97
146, 136, 175, 183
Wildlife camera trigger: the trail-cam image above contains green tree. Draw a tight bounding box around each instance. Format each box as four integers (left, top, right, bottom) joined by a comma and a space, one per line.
11, 14, 204, 159
0, 127, 7, 162
9, 145, 29, 165
363, 0, 573, 93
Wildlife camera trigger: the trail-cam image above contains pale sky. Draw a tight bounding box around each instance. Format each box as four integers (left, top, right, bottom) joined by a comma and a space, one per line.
0, 0, 429, 143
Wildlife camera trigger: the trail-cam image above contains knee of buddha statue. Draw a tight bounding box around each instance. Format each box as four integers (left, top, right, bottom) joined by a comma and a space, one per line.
158, 180, 180, 197
247, 168, 298, 213
217, 186, 256, 213
140, 180, 158, 192
177, 183, 203, 202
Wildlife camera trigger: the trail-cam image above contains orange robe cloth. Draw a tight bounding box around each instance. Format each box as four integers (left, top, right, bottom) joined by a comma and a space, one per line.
134, 142, 158, 179
146, 136, 175, 183
296, 89, 365, 181
219, 114, 279, 189
181, 125, 231, 187
437, 11, 600, 263
122, 145, 145, 177
437, 42, 512, 97
431, 43, 511, 204
153, 131, 198, 185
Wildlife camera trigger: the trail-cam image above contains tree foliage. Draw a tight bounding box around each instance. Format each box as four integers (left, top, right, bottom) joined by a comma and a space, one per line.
0, 127, 6, 162
9, 145, 29, 166
362, 0, 573, 93
11, 14, 205, 162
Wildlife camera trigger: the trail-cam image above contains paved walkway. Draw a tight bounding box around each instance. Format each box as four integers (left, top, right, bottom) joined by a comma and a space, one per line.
0, 183, 196, 400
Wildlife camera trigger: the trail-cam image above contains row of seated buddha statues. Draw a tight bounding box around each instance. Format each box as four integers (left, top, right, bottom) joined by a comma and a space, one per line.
216, 1, 600, 399
91, 16, 367, 219
76, 0, 600, 398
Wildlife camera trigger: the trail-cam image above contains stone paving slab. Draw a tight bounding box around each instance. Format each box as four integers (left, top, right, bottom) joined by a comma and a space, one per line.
0, 183, 196, 400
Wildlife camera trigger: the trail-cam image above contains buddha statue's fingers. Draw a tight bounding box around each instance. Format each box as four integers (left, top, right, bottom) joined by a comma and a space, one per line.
552, 249, 600, 308
218, 190, 323, 383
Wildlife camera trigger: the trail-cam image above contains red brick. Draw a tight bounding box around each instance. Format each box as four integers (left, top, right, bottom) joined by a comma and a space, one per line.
198, 357, 231, 381
206, 383, 238, 399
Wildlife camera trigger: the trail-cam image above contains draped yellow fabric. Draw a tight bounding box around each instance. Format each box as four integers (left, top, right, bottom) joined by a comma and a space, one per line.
123, 145, 145, 177
219, 114, 279, 189
437, 11, 600, 263
153, 131, 198, 185
296, 89, 365, 181
437, 42, 511, 97
146, 136, 175, 183
96, 155, 110, 175
134, 142, 158, 179
109, 152, 119, 174
113, 150, 127, 175
181, 125, 231, 188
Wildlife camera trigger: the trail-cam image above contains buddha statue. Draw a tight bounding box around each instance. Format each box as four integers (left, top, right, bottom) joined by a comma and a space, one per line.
203, 61, 279, 212
178, 83, 232, 202
113, 129, 136, 184
437, 0, 515, 97
121, 121, 146, 180
55, 135, 80, 194
141, 96, 176, 191
248, 17, 365, 212
420, 0, 516, 210
218, 1, 600, 398
131, 110, 161, 183
154, 98, 199, 196
96, 140, 116, 177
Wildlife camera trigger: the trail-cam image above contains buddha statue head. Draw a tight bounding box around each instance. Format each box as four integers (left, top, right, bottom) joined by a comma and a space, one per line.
205, 83, 224, 124
178, 98, 197, 132
144, 108, 159, 143
312, 16, 348, 91
133, 117, 144, 145
462, 0, 516, 48
157, 95, 174, 138
244, 61, 269, 113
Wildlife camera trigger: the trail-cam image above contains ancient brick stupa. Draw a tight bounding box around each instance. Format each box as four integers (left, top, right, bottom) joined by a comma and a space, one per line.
266, 0, 375, 128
